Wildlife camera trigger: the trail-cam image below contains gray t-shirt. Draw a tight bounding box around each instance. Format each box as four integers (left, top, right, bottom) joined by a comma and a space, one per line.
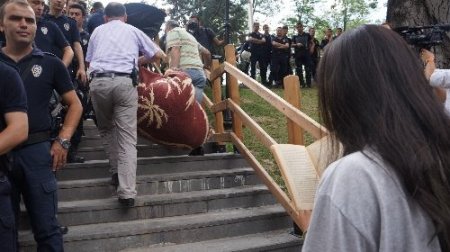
302, 150, 441, 252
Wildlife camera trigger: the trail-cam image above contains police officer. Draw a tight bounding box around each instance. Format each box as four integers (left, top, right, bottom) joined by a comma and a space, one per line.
28, 0, 73, 66
309, 27, 320, 82
0, 0, 82, 250
45, 0, 86, 83
68, 3, 88, 57
247, 22, 268, 84
292, 22, 312, 88
0, 61, 28, 252
46, 0, 86, 163
261, 24, 272, 86
271, 27, 289, 87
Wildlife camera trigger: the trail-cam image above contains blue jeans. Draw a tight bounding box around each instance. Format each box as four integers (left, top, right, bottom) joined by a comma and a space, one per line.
0, 175, 16, 252
10, 141, 63, 251
184, 68, 206, 103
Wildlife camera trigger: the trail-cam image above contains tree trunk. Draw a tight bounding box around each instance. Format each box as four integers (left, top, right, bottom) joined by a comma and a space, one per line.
387, 0, 450, 67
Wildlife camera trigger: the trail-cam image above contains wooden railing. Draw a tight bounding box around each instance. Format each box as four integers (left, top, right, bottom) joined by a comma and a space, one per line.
202, 44, 328, 232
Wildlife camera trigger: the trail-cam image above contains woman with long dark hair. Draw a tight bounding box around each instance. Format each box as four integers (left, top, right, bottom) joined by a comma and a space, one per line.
302, 25, 450, 251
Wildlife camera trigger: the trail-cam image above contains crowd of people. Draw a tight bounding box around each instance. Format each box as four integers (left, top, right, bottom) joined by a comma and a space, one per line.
0, 0, 449, 251
240, 22, 343, 88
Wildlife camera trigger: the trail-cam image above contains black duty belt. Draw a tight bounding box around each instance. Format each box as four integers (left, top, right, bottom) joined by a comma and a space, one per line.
15, 131, 51, 150
92, 72, 131, 78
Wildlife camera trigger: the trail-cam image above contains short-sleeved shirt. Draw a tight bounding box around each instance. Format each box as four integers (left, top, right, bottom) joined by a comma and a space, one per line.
292, 32, 311, 57
248, 31, 265, 55
86, 20, 160, 74
166, 27, 203, 70
35, 19, 70, 59
44, 14, 80, 46
0, 62, 27, 173
0, 48, 73, 134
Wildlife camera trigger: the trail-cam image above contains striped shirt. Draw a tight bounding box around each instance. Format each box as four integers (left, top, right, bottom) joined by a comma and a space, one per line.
86, 20, 160, 74
166, 27, 203, 70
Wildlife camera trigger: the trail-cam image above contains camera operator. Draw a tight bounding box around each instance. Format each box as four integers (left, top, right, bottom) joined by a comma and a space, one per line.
421, 49, 450, 113
186, 15, 224, 57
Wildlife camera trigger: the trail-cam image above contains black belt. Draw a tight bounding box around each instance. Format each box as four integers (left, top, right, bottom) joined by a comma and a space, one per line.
92, 72, 131, 78
15, 131, 51, 150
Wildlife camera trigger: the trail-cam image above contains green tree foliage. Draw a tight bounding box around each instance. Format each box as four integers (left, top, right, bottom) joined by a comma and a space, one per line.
251, 0, 281, 17
165, 0, 248, 43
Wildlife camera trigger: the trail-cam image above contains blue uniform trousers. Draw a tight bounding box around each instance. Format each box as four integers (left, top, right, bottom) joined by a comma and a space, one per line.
10, 141, 63, 251
0, 174, 16, 252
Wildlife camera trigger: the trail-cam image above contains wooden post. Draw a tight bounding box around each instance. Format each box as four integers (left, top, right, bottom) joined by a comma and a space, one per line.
224, 44, 243, 140
284, 75, 304, 145
211, 59, 225, 137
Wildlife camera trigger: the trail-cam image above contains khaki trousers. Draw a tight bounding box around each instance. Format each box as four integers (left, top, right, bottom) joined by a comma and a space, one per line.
90, 76, 137, 199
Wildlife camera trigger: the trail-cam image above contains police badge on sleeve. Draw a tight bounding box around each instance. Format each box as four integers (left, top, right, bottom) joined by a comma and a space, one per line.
31, 65, 43, 78
64, 23, 70, 31
41, 26, 48, 35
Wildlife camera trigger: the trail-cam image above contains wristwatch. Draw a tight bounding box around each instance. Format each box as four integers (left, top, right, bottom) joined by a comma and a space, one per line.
56, 137, 71, 150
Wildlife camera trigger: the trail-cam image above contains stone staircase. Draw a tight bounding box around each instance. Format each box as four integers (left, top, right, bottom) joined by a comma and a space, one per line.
18, 120, 303, 251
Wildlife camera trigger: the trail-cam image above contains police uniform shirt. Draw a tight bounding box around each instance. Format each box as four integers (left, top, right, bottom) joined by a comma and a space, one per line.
35, 19, 70, 59
272, 36, 289, 57
44, 14, 81, 45
0, 62, 27, 172
263, 33, 272, 55
0, 48, 73, 134
249, 31, 265, 55
292, 32, 311, 56
87, 10, 104, 34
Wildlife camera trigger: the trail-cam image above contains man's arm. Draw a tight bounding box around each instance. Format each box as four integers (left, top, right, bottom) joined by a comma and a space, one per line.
73, 41, 87, 84
50, 90, 82, 170
61, 45, 74, 67
0, 112, 28, 155
168, 46, 181, 69
213, 37, 224, 46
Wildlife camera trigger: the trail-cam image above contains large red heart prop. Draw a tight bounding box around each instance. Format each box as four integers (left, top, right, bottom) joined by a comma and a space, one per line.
137, 67, 209, 149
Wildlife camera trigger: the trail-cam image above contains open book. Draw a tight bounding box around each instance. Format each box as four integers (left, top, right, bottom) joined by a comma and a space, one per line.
270, 136, 331, 211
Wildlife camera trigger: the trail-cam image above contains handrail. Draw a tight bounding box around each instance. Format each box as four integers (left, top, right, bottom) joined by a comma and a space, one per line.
223, 61, 328, 140
202, 44, 325, 232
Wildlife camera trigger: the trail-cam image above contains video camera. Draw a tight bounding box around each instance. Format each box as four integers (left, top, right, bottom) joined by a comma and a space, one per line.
394, 24, 450, 49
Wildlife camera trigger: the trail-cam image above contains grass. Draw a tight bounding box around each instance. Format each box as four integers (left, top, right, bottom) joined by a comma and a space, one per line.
204, 84, 320, 189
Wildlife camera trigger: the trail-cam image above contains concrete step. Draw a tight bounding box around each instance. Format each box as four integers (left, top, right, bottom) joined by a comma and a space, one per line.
78, 135, 163, 149
20, 185, 275, 229
56, 154, 247, 181
57, 168, 260, 201
123, 229, 303, 252
77, 144, 189, 161
19, 205, 291, 252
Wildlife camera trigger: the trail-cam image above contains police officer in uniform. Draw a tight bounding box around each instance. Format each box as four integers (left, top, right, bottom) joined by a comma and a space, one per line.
0, 0, 82, 250
46, 0, 86, 163
261, 24, 272, 86
309, 27, 320, 82
28, 0, 73, 66
247, 22, 267, 84
271, 27, 289, 87
292, 22, 312, 88
0, 61, 28, 252
45, 0, 86, 83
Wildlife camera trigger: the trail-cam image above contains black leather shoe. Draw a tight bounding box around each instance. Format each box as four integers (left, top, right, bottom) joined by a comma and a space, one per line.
118, 198, 135, 207
189, 146, 204, 156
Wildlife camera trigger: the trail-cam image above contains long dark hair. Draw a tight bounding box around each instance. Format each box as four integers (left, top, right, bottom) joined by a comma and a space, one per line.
317, 24, 450, 248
